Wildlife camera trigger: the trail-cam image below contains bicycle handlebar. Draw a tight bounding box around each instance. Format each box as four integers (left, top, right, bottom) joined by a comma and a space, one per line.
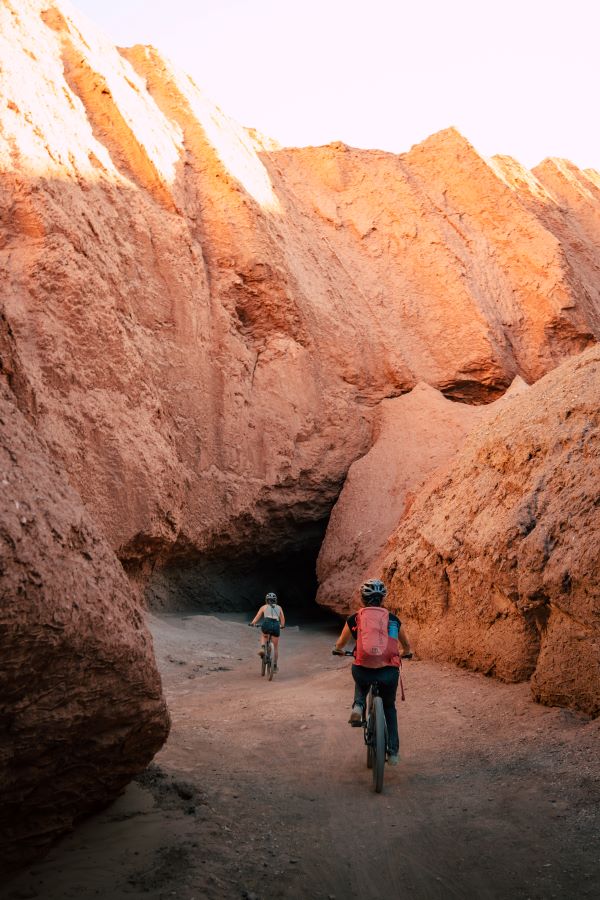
332, 648, 414, 659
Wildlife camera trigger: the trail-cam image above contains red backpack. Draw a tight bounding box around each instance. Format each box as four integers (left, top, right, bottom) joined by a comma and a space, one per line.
355, 607, 399, 668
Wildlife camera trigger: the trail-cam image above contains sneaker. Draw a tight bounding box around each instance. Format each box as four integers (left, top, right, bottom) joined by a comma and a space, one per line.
349, 704, 363, 726
273, 664, 278, 673
388, 753, 399, 766
258, 648, 265, 657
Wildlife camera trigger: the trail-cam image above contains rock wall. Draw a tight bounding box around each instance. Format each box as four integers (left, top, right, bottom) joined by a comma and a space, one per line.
0, 388, 170, 869
381, 347, 600, 716
316, 378, 528, 611
1, 0, 599, 610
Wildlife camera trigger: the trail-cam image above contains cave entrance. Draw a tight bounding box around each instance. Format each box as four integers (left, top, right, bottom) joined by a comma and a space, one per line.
142, 518, 338, 624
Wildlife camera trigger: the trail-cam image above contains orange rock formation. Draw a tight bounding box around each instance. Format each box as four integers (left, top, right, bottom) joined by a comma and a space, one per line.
382, 347, 600, 716
0, 387, 169, 869
2, 0, 599, 597
1, 0, 599, 863
316, 377, 529, 611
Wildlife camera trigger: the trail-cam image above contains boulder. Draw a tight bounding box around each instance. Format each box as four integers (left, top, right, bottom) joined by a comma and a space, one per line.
0, 390, 170, 869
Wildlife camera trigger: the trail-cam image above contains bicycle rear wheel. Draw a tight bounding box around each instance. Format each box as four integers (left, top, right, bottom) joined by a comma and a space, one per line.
365, 694, 374, 769
372, 697, 386, 793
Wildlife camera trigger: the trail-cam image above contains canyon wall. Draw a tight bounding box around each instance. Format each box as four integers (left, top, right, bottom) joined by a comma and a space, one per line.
316, 377, 529, 610
0, 387, 169, 868
1, 0, 599, 866
1, 0, 599, 610
381, 347, 600, 715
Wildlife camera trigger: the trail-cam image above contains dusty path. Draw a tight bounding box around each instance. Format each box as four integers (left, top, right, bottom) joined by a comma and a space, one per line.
5, 614, 599, 900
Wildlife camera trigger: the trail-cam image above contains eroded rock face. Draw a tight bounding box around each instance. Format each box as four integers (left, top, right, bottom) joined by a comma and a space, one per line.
0, 390, 170, 869
1, 0, 600, 606
316, 379, 529, 612
381, 347, 600, 716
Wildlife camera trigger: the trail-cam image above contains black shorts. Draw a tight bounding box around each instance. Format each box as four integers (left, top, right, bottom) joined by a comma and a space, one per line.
261, 619, 280, 637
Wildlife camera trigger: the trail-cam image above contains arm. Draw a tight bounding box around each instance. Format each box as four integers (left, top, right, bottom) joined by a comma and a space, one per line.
279, 607, 286, 627
250, 605, 265, 625
334, 623, 353, 651
398, 625, 412, 655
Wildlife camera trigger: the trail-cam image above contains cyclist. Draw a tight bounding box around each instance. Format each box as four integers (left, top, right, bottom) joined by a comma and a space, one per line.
333, 578, 412, 766
250, 592, 286, 672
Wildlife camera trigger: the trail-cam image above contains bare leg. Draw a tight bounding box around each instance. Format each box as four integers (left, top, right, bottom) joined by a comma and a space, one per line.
258, 633, 267, 655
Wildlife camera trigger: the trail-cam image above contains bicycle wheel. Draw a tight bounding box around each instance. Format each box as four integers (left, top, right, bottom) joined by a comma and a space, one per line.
365, 693, 374, 769
372, 697, 386, 793
268, 650, 274, 681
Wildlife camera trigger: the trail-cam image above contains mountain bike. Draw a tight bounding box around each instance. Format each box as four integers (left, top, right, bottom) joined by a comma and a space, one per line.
249, 623, 276, 680
364, 681, 387, 792
333, 649, 412, 793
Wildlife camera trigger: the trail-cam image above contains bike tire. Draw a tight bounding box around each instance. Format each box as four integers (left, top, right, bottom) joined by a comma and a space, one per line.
365, 692, 374, 769
372, 697, 386, 793
268, 655, 274, 681
261, 650, 266, 677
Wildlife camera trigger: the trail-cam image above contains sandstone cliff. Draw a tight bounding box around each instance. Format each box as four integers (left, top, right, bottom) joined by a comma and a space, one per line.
0, 388, 170, 868
381, 346, 600, 716
1, 0, 599, 612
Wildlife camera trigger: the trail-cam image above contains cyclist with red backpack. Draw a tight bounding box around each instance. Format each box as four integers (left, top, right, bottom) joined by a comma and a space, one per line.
333, 579, 412, 766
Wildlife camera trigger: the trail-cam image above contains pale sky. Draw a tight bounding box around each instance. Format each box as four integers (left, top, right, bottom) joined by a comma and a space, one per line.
69, 0, 600, 170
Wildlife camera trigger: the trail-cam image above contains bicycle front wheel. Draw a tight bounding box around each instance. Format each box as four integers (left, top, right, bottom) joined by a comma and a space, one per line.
372, 696, 386, 793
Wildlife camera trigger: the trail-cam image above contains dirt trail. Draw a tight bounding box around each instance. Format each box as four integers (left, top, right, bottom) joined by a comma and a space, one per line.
4, 614, 599, 900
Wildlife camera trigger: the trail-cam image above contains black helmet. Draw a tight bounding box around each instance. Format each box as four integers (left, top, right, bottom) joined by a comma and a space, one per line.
360, 579, 387, 605
265, 592, 278, 603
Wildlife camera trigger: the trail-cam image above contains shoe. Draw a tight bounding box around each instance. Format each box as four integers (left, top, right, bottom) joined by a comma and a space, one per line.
388, 753, 399, 766
349, 704, 363, 726
258, 648, 265, 657
273, 664, 278, 672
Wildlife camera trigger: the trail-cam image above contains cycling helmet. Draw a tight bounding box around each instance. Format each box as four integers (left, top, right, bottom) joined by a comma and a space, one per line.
360, 579, 387, 605
265, 592, 278, 603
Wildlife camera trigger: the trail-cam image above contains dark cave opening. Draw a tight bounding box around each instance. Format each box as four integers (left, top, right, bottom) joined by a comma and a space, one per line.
141, 518, 340, 625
